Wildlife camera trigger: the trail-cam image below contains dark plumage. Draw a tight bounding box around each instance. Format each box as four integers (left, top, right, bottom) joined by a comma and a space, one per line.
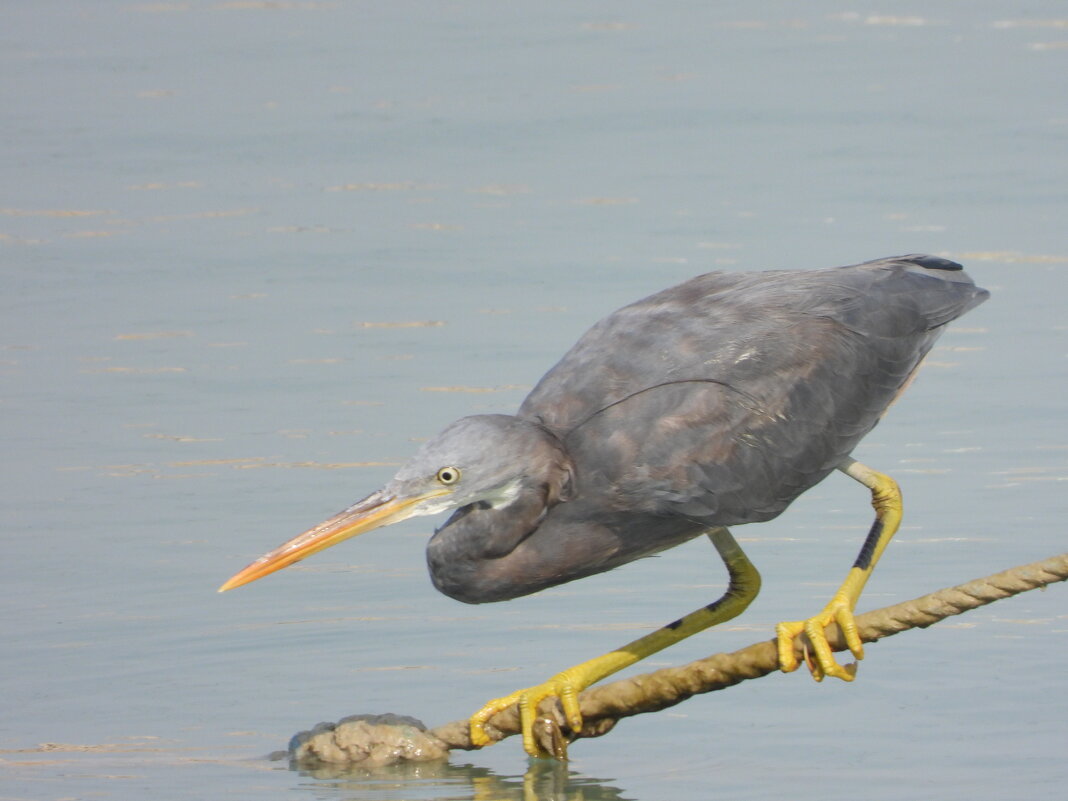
425, 255, 987, 602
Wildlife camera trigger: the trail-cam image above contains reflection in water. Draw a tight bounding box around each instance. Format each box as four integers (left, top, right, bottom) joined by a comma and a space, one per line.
292, 756, 633, 801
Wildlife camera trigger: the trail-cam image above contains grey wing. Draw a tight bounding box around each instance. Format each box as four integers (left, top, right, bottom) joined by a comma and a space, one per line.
562, 315, 900, 525
524, 255, 988, 526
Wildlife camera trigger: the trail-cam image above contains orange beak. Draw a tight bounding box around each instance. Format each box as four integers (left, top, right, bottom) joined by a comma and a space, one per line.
218, 487, 448, 592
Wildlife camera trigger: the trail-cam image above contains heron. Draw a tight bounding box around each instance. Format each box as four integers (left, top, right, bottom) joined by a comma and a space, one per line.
220, 254, 988, 757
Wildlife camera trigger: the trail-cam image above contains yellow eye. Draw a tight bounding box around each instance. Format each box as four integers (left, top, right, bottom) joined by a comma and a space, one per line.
436, 466, 461, 485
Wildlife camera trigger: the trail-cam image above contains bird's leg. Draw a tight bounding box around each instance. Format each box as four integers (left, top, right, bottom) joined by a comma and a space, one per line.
776, 457, 902, 681
469, 526, 761, 757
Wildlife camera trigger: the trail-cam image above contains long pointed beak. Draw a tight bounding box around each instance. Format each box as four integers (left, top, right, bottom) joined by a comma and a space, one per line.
218, 487, 448, 592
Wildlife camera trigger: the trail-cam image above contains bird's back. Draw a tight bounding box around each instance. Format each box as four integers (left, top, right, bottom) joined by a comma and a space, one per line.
520, 255, 988, 525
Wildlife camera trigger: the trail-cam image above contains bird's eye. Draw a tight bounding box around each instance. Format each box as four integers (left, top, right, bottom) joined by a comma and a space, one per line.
436, 466, 461, 485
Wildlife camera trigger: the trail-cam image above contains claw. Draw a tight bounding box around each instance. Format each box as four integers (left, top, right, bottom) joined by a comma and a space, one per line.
469, 691, 516, 748
776, 593, 863, 682
801, 637, 821, 680
470, 670, 583, 757
535, 715, 570, 760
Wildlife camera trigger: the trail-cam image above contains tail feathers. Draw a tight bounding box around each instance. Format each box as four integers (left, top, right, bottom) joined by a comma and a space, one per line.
893, 254, 989, 326
854, 254, 990, 328
892, 253, 963, 272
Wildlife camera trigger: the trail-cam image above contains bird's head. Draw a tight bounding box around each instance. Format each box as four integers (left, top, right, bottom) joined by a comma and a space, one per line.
218, 414, 571, 592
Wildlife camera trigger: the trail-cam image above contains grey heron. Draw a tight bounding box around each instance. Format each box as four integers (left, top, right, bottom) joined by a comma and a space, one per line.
220, 254, 988, 757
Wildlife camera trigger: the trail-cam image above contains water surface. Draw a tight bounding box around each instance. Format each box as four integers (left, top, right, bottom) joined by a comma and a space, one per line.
2, 2, 1066, 799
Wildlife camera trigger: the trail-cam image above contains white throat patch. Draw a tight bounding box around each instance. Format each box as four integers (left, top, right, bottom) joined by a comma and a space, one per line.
483, 477, 524, 510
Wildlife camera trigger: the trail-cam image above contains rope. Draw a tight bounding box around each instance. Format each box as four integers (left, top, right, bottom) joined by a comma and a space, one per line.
290, 552, 1068, 764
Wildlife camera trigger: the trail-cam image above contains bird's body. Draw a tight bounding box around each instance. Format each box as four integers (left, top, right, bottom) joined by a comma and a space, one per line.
221, 254, 988, 758
427, 255, 986, 602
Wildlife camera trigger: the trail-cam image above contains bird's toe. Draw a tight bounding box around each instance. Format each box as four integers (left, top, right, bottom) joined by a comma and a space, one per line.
777, 594, 864, 682
469, 672, 584, 758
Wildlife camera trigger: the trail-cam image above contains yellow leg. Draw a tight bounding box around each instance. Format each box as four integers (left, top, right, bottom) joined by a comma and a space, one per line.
776, 457, 902, 681
469, 526, 761, 757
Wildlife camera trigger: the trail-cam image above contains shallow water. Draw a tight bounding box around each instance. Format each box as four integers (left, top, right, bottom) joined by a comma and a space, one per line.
2, 2, 1066, 799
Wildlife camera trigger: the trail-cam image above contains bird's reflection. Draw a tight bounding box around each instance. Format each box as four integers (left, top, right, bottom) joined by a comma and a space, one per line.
290, 755, 633, 801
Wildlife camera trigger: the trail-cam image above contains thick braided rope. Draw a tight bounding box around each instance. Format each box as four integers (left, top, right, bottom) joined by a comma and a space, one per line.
429, 552, 1068, 750
289, 553, 1067, 764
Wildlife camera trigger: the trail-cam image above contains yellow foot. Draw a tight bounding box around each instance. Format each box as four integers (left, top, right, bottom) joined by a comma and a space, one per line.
469, 670, 584, 758
775, 593, 865, 682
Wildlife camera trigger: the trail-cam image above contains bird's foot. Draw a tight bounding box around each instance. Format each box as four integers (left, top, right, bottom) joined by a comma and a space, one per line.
469, 670, 584, 758
775, 591, 864, 682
